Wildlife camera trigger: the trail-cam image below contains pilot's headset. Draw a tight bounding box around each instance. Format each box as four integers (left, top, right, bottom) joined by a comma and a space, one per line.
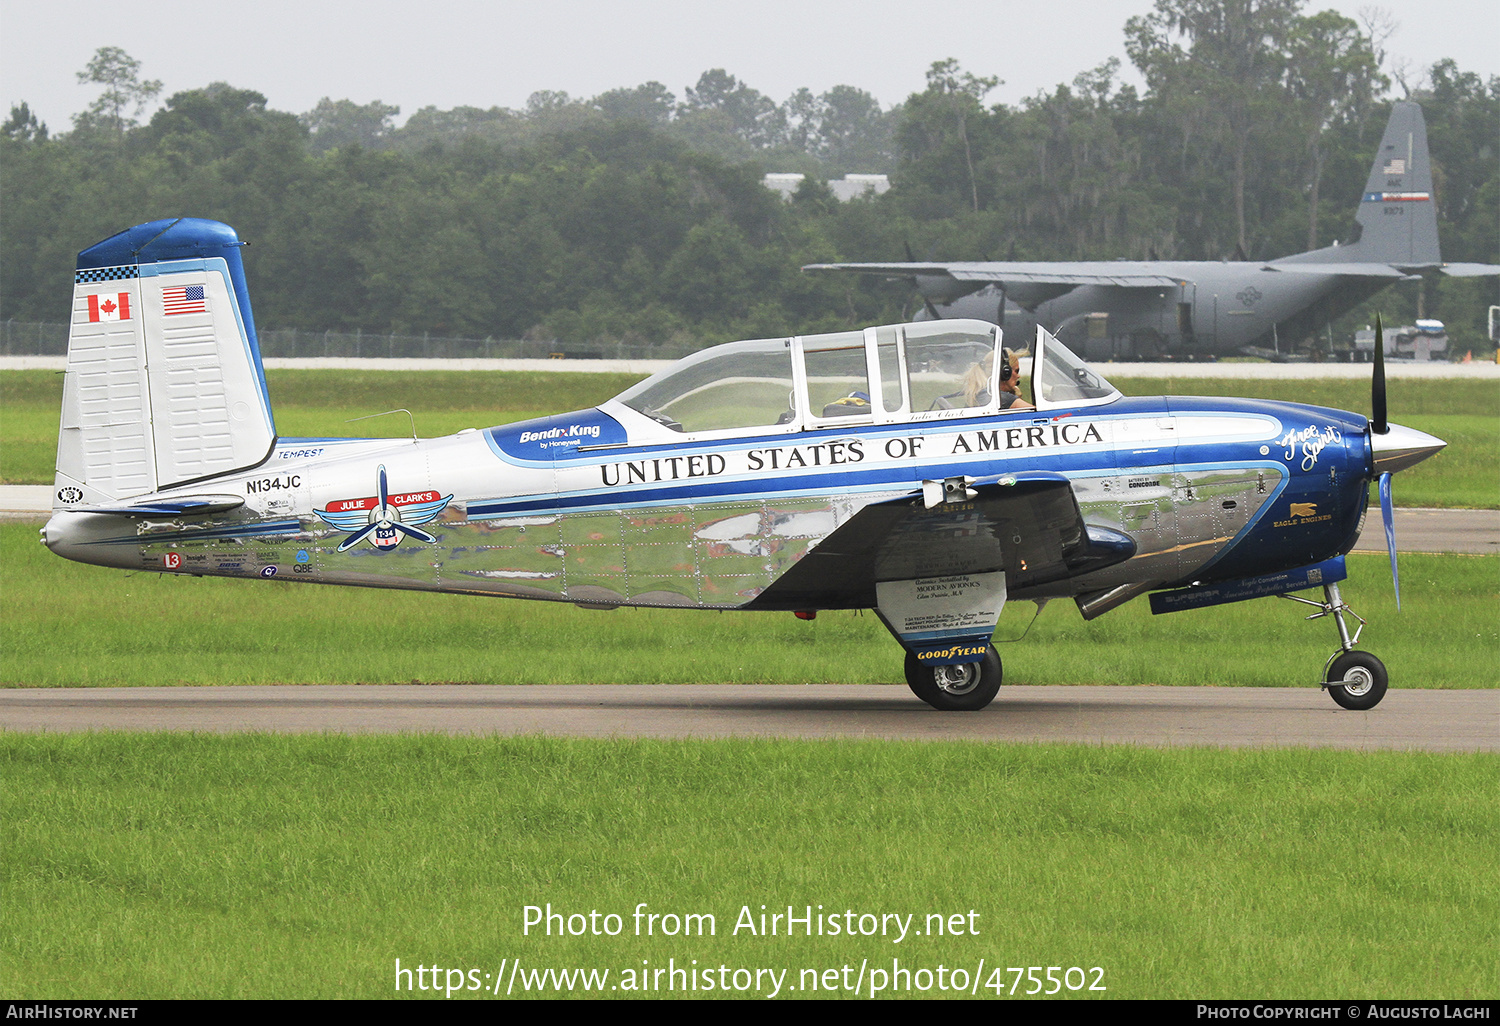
999, 347, 1018, 382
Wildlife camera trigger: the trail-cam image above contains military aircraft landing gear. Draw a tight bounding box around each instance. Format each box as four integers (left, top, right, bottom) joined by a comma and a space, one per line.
904, 646, 1003, 711
1283, 581, 1388, 710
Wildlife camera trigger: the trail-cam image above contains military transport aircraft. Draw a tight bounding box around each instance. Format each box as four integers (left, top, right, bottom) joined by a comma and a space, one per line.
44, 218, 1445, 711
804, 101, 1500, 360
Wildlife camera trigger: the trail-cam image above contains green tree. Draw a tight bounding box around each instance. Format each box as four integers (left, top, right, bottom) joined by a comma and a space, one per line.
1127, 0, 1303, 255
679, 69, 783, 150
73, 46, 162, 138
895, 59, 999, 214
1284, 10, 1385, 249
593, 82, 677, 127
301, 98, 400, 154
2, 103, 48, 145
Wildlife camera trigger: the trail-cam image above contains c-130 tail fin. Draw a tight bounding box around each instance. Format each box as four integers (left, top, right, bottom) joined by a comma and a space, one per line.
1280, 101, 1440, 269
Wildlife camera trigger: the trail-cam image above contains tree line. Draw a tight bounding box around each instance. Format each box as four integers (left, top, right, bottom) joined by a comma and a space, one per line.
3, 1, 1496, 351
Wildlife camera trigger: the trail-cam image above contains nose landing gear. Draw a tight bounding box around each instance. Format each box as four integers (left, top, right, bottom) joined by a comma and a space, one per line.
1283, 581, 1388, 710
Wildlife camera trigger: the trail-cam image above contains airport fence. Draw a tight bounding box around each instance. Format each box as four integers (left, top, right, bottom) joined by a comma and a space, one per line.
0, 321, 700, 361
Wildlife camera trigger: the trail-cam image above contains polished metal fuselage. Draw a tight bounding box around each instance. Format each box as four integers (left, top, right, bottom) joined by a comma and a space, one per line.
42, 396, 1373, 611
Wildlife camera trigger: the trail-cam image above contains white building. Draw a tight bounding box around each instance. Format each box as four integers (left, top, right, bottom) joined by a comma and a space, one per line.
762, 173, 891, 201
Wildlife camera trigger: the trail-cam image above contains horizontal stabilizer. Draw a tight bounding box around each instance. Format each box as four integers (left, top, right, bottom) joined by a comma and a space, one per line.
71, 494, 246, 518
1437, 262, 1500, 277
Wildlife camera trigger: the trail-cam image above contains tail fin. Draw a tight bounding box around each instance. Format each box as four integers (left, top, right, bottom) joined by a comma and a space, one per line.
1279, 101, 1440, 269
56, 218, 276, 506
1347, 101, 1440, 267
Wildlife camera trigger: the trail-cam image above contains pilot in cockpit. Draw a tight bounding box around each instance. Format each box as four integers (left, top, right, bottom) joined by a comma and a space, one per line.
937, 349, 1032, 411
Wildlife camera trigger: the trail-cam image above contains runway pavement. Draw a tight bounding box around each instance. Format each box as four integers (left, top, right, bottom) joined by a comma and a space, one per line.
1, 684, 1493, 751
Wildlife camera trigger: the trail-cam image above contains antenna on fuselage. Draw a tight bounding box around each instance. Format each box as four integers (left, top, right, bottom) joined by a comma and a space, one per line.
346, 409, 418, 441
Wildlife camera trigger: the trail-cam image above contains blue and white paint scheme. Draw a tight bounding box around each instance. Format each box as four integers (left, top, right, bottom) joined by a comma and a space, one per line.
42, 219, 1446, 711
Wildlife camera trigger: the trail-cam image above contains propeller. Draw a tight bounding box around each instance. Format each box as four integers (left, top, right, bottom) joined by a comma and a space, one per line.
1370, 314, 1399, 609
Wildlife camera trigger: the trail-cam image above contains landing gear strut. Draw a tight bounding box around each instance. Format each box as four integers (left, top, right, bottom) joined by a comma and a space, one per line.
1283, 581, 1388, 710
904, 646, 1003, 711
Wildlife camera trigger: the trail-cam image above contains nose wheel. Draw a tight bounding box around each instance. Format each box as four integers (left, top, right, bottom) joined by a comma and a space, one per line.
904, 646, 1003, 711
1284, 581, 1389, 710
1324, 650, 1388, 711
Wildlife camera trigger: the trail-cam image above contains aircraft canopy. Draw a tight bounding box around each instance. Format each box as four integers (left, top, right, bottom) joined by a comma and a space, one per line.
615, 320, 1042, 436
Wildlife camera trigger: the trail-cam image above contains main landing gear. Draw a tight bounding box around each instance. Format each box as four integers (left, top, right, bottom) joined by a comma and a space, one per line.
904, 646, 1003, 711
1283, 581, 1388, 710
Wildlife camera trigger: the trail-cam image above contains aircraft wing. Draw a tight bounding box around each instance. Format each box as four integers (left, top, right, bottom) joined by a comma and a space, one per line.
746, 472, 1135, 610
802, 261, 1185, 307
803, 261, 1184, 289
1261, 262, 1411, 278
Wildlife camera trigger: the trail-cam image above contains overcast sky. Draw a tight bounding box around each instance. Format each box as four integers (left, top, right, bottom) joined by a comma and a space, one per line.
3, 0, 1496, 134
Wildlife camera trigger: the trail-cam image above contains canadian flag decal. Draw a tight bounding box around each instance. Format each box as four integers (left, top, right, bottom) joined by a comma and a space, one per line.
87, 293, 132, 322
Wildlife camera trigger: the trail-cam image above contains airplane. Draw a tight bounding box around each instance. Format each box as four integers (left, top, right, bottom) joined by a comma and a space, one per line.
42, 217, 1447, 711
803, 101, 1499, 361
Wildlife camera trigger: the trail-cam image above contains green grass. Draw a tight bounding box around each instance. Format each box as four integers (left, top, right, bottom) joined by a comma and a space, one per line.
1, 733, 1494, 999
4, 371, 1495, 507
4, 523, 1495, 688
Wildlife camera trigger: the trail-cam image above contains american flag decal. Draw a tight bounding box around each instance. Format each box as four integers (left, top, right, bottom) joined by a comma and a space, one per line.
162, 284, 208, 315
1382, 158, 1406, 175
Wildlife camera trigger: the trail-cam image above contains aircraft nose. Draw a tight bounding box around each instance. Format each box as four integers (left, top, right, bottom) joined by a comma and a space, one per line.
1370, 422, 1446, 475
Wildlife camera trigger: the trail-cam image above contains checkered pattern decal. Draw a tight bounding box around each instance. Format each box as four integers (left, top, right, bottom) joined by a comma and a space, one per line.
75, 265, 140, 283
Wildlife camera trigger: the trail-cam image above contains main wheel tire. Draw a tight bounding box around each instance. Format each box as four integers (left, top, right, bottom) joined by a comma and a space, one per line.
904, 646, 1003, 711
1326, 651, 1388, 710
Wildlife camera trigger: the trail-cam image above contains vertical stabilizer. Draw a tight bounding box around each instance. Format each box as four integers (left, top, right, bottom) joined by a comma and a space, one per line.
1350, 101, 1440, 266
56, 219, 276, 506
1277, 101, 1441, 268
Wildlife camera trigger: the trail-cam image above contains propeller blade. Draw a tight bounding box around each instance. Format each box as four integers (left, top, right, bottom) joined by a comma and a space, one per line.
1380, 471, 1400, 611
393, 522, 436, 544
377, 464, 390, 507
1372, 314, 1388, 435
336, 522, 379, 552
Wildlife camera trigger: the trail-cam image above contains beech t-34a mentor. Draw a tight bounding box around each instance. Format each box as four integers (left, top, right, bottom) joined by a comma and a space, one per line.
44, 218, 1445, 711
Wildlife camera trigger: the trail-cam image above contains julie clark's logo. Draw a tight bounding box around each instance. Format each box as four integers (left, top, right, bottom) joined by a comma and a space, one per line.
315, 466, 453, 552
